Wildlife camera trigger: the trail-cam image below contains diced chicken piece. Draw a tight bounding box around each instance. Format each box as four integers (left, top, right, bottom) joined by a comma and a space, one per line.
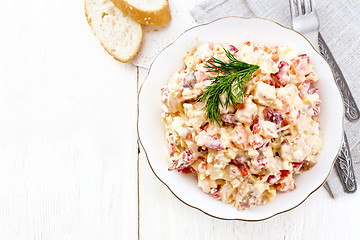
161, 87, 183, 112
225, 164, 241, 180
279, 142, 292, 162
285, 109, 301, 125
182, 88, 203, 101
219, 128, 233, 149
224, 148, 237, 160
198, 176, 217, 193
293, 139, 311, 162
302, 93, 320, 106
231, 125, 249, 149
212, 150, 232, 167
252, 181, 269, 197
258, 120, 278, 139
277, 46, 299, 62
194, 70, 208, 82
174, 125, 194, 140
182, 71, 196, 89
197, 161, 207, 174
184, 54, 197, 70
296, 114, 321, 139
253, 81, 277, 106
183, 103, 196, 118
205, 123, 220, 136
219, 182, 234, 203
280, 139, 311, 163
292, 148, 306, 163
195, 131, 225, 151
258, 189, 276, 205
208, 165, 226, 180
170, 117, 187, 137
236, 193, 256, 210
277, 84, 303, 123
230, 178, 241, 188
235, 98, 257, 124
197, 42, 215, 61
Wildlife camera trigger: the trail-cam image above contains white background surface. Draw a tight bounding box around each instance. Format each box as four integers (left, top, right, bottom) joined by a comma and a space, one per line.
0, 0, 359, 239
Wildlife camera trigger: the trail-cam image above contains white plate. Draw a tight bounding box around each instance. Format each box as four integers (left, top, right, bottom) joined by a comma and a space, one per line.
138, 17, 344, 221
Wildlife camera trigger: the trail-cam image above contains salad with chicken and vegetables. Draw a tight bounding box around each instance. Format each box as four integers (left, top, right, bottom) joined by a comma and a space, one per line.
161, 41, 322, 210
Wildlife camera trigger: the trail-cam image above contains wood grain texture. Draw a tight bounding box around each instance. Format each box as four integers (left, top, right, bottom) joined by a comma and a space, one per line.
1, 0, 360, 239
0, 1, 138, 239
137, 66, 360, 240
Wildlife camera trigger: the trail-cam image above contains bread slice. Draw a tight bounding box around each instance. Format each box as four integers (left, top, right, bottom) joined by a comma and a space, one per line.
110, 0, 171, 26
85, 0, 143, 62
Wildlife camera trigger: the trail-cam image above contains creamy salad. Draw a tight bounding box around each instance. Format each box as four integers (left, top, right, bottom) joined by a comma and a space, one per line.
161, 42, 322, 210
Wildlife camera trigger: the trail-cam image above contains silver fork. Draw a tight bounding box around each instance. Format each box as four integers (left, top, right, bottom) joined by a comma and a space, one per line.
290, 0, 319, 50
289, 0, 360, 121
289, 0, 357, 195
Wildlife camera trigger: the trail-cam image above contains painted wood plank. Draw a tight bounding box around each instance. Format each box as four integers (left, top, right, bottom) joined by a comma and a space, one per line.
0, 1, 138, 239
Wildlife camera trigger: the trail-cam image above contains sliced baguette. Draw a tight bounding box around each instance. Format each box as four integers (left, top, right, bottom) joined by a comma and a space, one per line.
85, 0, 142, 62
111, 0, 171, 26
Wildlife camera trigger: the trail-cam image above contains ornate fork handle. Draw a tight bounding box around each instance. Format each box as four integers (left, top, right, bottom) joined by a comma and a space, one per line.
334, 133, 357, 192
318, 33, 360, 122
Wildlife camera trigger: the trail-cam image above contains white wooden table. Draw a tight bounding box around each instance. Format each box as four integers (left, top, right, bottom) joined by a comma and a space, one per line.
0, 1, 359, 239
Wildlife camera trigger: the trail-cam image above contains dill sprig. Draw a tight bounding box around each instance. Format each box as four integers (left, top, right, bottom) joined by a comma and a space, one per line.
197, 48, 259, 125
204, 48, 256, 74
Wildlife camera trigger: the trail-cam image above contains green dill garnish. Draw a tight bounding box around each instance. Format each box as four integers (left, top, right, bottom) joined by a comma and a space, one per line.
197, 48, 260, 125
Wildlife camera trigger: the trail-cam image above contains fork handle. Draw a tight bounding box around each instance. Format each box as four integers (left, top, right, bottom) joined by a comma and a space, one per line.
318, 33, 360, 122
334, 132, 357, 193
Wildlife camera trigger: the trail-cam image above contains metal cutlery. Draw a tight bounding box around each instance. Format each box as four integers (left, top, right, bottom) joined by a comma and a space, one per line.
289, 0, 357, 194
318, 34, 360, 122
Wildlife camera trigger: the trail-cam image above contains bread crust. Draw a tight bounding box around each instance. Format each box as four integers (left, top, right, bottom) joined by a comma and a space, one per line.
84, 0, 143, 63
111, 0, 171, 26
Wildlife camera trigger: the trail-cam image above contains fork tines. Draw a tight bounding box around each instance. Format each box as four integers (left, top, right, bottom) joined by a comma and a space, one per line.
290, 0, 315, 16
